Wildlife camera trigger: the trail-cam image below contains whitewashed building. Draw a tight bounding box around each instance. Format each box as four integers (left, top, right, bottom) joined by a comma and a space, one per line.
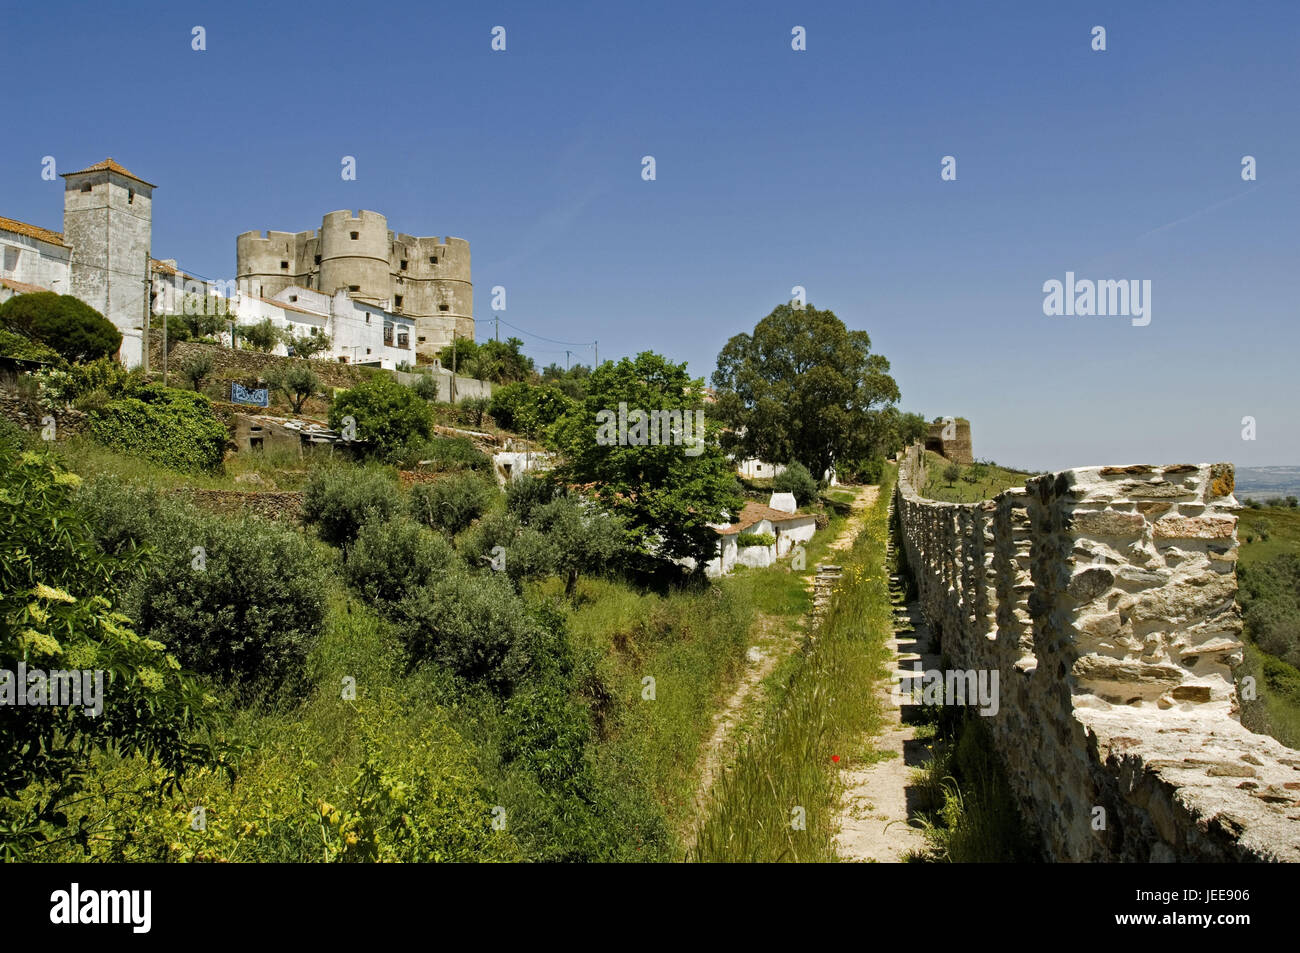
705, 494, 818, 578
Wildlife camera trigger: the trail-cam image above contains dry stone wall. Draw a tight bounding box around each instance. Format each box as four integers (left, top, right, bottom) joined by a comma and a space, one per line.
895, 444, 1300, 862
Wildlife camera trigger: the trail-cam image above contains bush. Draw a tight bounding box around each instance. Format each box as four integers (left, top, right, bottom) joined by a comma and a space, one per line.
394, 571, 551, 692
0, 326, 62, 365
409, 471, 496, 536
772, 462, 818, 505
410, 373, 440, 402
737, 531, 776, 548
239, 318, 282, 353
942, 463, 961, 486
0, 291, 121, 363
397, 435, 492, 473
88, 383, 227, 473
330, 373, 434, 463
488, 382, 573, 439
345, 517, 460, 606
125, 506, 330, 704
301, 465, 403, 548
182, 352, 215, 391
506, 474, 557, 522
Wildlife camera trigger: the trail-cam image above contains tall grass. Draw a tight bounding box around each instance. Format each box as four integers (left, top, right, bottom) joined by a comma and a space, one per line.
689, 471, 895, 861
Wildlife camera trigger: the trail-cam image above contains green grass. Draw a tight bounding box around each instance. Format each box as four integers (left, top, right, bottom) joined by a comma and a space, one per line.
1238, 505, 1300, 568
920, 450, 1033, 503
689, 471, 895, 861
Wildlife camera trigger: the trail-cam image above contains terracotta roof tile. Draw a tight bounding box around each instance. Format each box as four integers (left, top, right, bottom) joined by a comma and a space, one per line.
0, 216, 68, 248
0, 277, 55, 295
61, 158, 156, 187
714, 500, 811, 535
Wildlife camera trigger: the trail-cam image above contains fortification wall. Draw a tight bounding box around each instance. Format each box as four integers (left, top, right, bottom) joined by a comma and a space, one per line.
895, 444, 1300, 862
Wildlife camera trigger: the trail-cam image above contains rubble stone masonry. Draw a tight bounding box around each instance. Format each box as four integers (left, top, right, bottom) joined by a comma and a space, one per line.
895, 444, 1300, 861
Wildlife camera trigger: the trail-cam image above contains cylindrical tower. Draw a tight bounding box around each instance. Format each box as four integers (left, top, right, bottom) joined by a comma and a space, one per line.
319, 210, 391, 303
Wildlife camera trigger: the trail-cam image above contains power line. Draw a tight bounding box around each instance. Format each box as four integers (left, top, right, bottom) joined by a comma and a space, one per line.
492, 315, 594, 349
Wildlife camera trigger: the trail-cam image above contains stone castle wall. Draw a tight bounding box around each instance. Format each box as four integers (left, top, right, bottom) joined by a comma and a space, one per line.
924, 417, 973, 464
895, 443, 1300, 861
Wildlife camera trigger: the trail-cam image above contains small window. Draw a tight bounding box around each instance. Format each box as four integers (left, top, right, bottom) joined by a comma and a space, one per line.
349, 285, 360, 292
429, 256, 438, 264
399, 259, 407, 270
394, 295, 403, 309
398, 331, 409, 348
364, 313, 370, 324
280, 260, 289, 270
418, 336, 426, 343
80, 183, 92, 193
128, 189, 135, 204
288, 295, 298, 302
366, 348, 371, 355
438, 304, 449, 312
350, 232, 359, 240
314, 255, 321, 265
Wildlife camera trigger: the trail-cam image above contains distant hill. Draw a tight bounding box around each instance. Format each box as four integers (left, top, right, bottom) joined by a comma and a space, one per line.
1235, 466, 1300, 501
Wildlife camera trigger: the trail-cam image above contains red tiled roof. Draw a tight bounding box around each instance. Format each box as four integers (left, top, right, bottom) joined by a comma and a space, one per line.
0, 277, 55, 295
60, 158, 156, 187
0, 216, 68, 248
714, 500, 810, 535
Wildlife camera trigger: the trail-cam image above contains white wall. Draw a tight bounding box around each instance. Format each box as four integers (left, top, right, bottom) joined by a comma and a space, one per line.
0, 232, 71, 293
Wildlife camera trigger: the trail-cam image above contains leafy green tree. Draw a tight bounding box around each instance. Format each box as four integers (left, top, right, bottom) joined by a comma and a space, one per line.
553, 351, 743, 570
542, 363, 592, 401
301, 465, 404, 548
345, 517, 461, 607
409, 472, 496, 536
771, 462, 819, 505
0, 437, 224, 858
126, 508, 331, 705
88, 384, 228, 473
943, 463, 961, 486
489, 382, 573, 440
0, 291, 122, 363
182, 352, 215, 391
239, 318, 282, 353
712, 303, 901, 480
285, 329, 330, 359
329, 373, 434, 462
439, 336, 536, 384
268, 363, 321, 415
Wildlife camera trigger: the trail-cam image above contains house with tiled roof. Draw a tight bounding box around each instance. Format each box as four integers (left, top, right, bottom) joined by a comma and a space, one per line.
705, 493, 818, 577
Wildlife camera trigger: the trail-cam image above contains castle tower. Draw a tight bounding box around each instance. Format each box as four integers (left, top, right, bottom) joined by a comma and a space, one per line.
235, 209, 473, 361
61, 158, 154, 367
319, 210, 391, 305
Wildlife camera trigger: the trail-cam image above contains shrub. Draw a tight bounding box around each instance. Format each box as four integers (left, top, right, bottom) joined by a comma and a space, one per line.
345, 517, 460, 606
88, 383, 228, 473
394, 571, 550, 692
397, 435, 492, 473
460, 395, 490, 428
737, 531, 776, 548
182, 352, 215, 391
409, 471, 496, 536
506, 474, 558, 521
0, 439, 223, 857
0, 291, 121, 363
942, 463, 961, 486
239, 318, 283, 353
772, 462, 818, 505
126, 507, 331, 704
285, 329, 330, 359
0, 326, 62, 365
410, 373, 440, 401
330, 373, 434, 463
301, 465, 403, 548
488, 382, 573, 439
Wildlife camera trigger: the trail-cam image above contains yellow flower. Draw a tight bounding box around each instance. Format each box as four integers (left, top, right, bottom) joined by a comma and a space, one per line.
53, 471, 82, 488
31, 583, 75, 603
21, 629, 62, 657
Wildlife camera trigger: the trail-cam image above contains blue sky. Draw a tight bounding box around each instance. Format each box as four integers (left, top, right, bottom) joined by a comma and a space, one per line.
3, 0, 1296, 470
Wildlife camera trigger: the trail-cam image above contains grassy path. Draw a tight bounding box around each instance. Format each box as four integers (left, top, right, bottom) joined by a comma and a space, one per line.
688, 475, 895, 861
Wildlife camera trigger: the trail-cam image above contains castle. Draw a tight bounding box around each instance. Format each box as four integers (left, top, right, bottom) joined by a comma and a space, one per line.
236, 210, 473, 360
1, 161, 474, 367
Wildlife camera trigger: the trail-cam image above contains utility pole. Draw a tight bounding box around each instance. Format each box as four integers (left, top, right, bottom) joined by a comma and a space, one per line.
594, 340, 598, 367
142, 251, 151, 376
161, 285, 168, 386
565, 349, 571, 371
494, 314, 499, 342
450, 329, 457, 403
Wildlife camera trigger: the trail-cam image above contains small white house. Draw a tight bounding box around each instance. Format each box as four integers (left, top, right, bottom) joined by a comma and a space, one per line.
705, 494, 818, 578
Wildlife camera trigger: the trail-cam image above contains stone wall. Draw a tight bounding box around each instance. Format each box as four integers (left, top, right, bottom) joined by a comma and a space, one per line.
895, 444, 1300, 862
0, 387, 88, 438
924, 417, 973, 464
147, 335, 371, 391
